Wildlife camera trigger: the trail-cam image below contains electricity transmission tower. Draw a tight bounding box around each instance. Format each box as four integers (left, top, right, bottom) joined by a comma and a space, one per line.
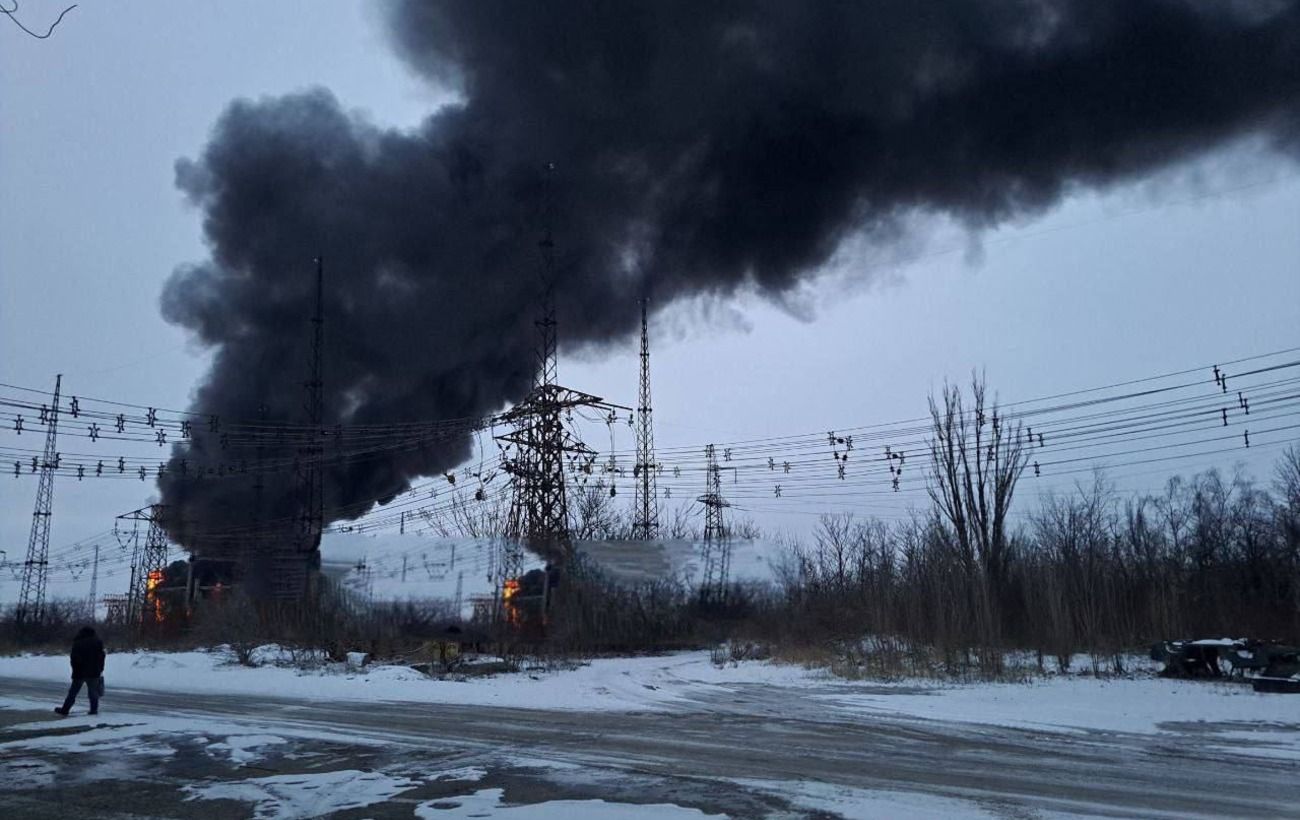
86, 543, 100, 621
493, 164, 626, 617
16, 373, 61, 627
244, 402, 268, 584
697, 443, 731, 605
632, 298, 659, 540
276, 256, 326, 600
120, 504, 169, 629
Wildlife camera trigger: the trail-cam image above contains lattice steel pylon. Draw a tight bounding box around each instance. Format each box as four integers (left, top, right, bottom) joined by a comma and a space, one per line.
120, 504, 169, 630
277, 256, 326, 600
697, 443, 731, 605
16, 373, 61, 627
632, 298, 659, 540
498, 384, 604, 559
86, 542, 100, 621
244, 402, 268, 584
493, 164, 627, 614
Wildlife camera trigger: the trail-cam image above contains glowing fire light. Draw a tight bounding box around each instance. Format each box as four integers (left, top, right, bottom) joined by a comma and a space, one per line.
501, 578, 522, 627
502, 578, 520, 601
146, 570, 165, 623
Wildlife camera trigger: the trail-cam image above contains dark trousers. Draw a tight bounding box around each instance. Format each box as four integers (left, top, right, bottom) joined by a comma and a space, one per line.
61, 677, 103, 713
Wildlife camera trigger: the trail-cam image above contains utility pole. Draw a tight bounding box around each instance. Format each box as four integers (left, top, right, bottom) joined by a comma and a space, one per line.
86, 542, 100, 622
633, 298, 659, 541
697, 444, 731, 606
17, 373, 61, 627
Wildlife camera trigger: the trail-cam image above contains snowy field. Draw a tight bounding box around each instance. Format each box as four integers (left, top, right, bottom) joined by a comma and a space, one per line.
3, 648, 1300, 817
0, 647, 823, 712
2, 647, 1297, 750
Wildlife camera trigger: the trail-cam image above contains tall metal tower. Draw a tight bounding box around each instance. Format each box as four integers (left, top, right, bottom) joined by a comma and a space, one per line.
632, 298, 659, 541
120, 505, 169, 629
534, 171, 560, 391
494, 164, 626, 612
86, 542, 100, 621
502, 163, 572, 563
16, 373, 61, 627
245, 402, 267, 582
697, 443, 731, 605
277, 256, 325, 600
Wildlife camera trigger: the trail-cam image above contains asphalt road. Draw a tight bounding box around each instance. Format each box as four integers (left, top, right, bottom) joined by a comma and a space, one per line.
2, 674, 1298, 818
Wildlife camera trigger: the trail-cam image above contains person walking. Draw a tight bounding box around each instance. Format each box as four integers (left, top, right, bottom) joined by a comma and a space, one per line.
54, 626, 105, 716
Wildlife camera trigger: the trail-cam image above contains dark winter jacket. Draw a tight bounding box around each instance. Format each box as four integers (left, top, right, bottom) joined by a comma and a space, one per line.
69, 627, 105, 680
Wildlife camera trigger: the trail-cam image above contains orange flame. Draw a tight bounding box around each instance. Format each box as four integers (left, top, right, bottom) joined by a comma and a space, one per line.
146, 570, 165, 623
501, 578, 522, 627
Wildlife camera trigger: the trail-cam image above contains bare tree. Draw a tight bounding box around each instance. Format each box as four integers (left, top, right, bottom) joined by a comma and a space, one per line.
1276, 445, 1300, 552
570, 480, 629, 540
663, 503, 700, 540
927, 373, 1028, 663
421, 489, 508, 538
1276, 446, 1300, 635
1031, 473, 1120, 673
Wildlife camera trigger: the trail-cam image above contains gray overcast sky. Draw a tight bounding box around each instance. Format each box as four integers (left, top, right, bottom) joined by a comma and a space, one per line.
2, 2, 1299, 570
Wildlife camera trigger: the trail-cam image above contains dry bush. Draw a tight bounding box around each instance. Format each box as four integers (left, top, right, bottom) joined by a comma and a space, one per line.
192, 589, 263, 665
0, 599, 101, 653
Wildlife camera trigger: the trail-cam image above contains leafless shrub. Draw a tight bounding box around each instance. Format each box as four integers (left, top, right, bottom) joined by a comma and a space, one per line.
192, 589, 262, 666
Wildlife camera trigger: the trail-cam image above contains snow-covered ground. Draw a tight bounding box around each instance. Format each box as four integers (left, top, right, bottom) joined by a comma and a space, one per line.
0, 647, 824, 712
0, 701, 729, 820
2, 646, 1296, 752
813, 672, 1295, 737
0, 697, 382, 763
5, 648, 1300, 818
0, 707, 729, 820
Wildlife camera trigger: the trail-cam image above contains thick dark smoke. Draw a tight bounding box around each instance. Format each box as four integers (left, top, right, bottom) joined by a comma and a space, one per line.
160, 0, 1300, 552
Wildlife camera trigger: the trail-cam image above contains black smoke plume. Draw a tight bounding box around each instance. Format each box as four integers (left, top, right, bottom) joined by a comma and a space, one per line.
159, 0, 1300, 553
